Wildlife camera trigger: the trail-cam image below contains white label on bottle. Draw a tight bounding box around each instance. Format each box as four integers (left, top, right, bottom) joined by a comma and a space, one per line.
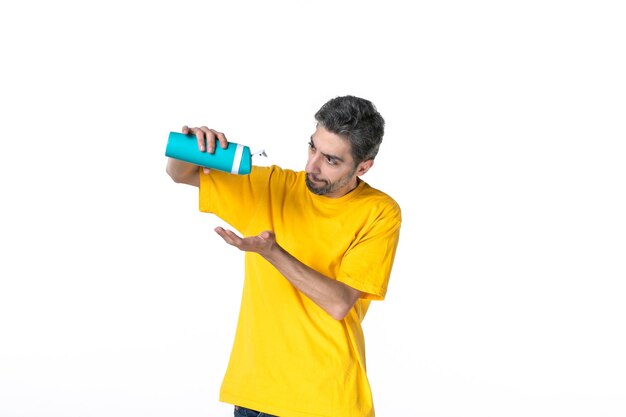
231, 144, 244, 174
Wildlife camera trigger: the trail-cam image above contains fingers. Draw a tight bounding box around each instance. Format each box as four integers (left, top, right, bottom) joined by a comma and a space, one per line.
210, 129, 229, 149
181, 125, 208, 152
214, 227, 242, 247
181, 125, 229, 153
199, 126, 214, 153
215, 228, 278, 256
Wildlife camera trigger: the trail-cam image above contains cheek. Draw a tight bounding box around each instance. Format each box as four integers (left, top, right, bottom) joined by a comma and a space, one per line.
324, 166, 347, 182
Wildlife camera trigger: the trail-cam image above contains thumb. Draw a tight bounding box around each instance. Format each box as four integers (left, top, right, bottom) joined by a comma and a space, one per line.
258, 230, 274, 240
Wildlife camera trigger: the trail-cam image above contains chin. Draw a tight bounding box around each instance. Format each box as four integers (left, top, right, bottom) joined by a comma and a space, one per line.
305, 177, 329, 195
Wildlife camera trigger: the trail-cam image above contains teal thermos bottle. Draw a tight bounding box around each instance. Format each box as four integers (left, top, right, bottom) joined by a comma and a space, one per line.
165, 131, 252, 175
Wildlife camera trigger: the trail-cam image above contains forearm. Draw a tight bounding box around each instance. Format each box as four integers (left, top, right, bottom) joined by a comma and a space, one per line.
265, 245, 360, 320
166, 158, 200, 186
213, 227, 361, 320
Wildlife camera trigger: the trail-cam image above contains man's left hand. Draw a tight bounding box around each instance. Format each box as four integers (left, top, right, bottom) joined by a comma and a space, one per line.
214, 227, 277, 257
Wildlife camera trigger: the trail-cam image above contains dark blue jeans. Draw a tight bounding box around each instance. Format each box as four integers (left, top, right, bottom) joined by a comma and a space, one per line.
234, 405, 278, 417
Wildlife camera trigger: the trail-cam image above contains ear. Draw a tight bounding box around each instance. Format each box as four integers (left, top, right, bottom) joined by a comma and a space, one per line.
356, 159, 374, 176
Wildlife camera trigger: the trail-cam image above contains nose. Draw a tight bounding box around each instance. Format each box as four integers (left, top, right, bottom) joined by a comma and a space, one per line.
305, 152, 321, 174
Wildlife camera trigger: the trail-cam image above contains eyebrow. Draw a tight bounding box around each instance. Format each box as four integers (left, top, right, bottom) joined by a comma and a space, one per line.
310, 136, 345, 163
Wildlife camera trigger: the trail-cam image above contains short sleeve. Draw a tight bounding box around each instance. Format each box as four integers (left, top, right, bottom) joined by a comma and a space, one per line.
337, 203, 402, 300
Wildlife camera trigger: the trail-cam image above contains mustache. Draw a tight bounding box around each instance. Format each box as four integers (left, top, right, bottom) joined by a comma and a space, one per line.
306, 173, 327, 183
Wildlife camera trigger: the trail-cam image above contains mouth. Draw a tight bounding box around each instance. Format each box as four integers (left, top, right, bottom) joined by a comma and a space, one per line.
307, 174, 324, 184
305, 174, 330, 195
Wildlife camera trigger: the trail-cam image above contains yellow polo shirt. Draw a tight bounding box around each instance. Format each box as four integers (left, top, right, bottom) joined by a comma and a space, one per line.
199, 165, 401, 417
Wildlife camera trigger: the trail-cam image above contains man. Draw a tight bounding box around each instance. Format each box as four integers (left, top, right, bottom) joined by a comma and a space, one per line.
166, 95, 401, 417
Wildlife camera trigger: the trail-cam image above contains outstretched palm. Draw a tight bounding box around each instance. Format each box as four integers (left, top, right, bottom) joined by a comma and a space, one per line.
214, 226, 277, 257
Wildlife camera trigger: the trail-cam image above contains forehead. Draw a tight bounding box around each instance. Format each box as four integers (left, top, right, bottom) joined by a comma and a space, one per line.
311, 126, 353, 158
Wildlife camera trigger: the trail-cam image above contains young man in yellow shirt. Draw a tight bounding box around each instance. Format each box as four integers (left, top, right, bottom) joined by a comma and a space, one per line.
166, 95, 401, 417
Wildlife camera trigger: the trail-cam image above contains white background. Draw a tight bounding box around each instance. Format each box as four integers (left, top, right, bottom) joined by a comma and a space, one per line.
1, 1, 625, 416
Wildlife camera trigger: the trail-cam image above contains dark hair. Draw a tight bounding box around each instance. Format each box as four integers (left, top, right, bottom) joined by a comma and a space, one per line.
314, 95, 385, 165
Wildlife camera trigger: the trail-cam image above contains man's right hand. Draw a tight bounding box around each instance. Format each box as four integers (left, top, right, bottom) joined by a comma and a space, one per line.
182, 125, 229, 154
166, 125, 230, 185
181, 125, 230, 175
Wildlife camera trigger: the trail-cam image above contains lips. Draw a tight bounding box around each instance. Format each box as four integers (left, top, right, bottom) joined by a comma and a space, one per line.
307, 174, 325, 184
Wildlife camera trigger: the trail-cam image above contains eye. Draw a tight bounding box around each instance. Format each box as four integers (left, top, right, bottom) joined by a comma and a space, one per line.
308, 141, 315, 151
325, 156, 337, 166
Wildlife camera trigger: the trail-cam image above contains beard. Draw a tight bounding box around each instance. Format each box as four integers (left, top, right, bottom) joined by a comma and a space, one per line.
305, 168, 357, 196
305, 174, 332, 195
